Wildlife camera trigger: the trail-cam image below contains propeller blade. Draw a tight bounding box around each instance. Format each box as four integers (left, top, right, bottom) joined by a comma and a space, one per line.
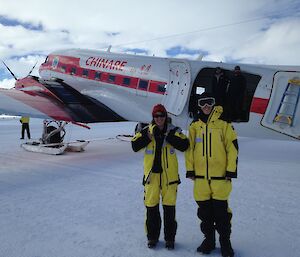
28, 61, 38, 76
1, 60, 18, 80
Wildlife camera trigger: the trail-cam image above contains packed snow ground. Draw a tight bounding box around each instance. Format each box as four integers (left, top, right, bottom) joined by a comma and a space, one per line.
0, 118, 300, 257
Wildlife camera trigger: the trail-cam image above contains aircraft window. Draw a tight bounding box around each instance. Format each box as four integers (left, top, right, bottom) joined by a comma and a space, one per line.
157, 84, 166, 93
61, 66, 66, 72
122, 77, 130, 86
108, 75, 116, 82
138, 80, 148, 90
83, 69, 89, 77
95, 72, 101, 80
71, 67, 76, 75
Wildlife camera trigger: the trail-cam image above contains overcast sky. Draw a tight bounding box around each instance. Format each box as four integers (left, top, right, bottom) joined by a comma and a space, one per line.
0, 0, 300, 88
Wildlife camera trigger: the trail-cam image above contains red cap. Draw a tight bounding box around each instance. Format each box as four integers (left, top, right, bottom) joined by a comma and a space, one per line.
152, 104, 167, 116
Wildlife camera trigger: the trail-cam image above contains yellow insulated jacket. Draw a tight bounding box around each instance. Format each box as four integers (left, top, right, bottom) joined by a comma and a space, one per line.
20, 116, 30, 123
185, 106, 238, 179
132, 123, 189, 186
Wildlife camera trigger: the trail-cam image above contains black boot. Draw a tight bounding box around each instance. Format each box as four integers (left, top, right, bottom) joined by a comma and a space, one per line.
147, 239, 158, 249
197, 237, 216, 254
165, 241, 174, 250
220, 237, 234, 257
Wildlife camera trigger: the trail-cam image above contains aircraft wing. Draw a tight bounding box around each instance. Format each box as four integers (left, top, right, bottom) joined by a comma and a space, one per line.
0, 76, 125, 123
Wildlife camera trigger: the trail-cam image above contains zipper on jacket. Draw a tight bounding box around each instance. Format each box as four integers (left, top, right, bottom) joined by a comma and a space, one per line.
165, 148, 169, 169
209, 130, 212, 157
202, 132, 205, 156
160, 172, 162, 189
165, 147, 169, 185
160, 142, 163, 189
205, 125, 209, 179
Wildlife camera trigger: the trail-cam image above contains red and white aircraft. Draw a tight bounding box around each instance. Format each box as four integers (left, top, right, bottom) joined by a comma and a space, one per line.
1, 48, 300, 140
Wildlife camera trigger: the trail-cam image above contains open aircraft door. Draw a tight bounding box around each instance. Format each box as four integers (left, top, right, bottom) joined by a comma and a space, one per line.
162, 61, 191, 115
261, 71, 300, 139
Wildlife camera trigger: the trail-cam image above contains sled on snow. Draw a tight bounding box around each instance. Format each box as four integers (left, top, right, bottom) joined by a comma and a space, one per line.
20, 120, 89, 155
21, 140, 89, 155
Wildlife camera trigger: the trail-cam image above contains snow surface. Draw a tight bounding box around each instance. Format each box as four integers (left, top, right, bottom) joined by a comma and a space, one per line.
0, 118, 300, 257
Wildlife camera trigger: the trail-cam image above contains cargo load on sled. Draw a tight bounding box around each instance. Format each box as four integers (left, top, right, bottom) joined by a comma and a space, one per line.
21, 120, 89, 155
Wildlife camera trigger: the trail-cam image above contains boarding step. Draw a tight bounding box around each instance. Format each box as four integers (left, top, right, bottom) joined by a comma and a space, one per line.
273, 78, 300, 126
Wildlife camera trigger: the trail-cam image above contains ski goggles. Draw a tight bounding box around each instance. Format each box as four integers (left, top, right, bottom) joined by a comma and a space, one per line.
198, 97, 215, 107
153, 113, 166, 118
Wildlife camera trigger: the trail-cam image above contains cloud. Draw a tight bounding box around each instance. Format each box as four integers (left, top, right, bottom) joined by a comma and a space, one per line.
0, 15, 43, 31
233, 17, 300, 64
0, 78, 15, 89
0, 54, 45, 82
0, 0, 299, 85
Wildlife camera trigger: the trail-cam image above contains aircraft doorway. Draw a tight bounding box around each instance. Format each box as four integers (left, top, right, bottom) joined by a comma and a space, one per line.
188, 67, 261, 122
162, 61, 191, 115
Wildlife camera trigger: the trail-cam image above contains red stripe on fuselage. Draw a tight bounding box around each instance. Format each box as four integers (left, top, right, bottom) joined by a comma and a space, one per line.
39, 55, 167, 95
250, 97, 269, 114
40, 55, 270, 115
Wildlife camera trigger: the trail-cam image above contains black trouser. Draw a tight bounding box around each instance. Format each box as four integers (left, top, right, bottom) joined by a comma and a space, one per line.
197, 200, 215, 243
146, 205, 177, 242
21, 123, 31, 139
213, 200, 232, 242
163, 205, 177, 242
197, 199, 231, 242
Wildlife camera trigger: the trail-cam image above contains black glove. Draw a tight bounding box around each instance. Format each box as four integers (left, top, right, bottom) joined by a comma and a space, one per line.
225, 170, 237, 179
166, 127, 177, 139
140, 127, 148, 137
169, 127, 177, 136
186, 171, 195, 179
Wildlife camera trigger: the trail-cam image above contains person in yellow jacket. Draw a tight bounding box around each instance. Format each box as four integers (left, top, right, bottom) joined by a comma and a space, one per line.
20, 116, 31, 139
131, 104, 189, 250
185, 92, 238, 257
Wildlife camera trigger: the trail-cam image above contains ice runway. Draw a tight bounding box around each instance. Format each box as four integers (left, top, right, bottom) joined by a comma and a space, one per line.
0, 118, 300, 257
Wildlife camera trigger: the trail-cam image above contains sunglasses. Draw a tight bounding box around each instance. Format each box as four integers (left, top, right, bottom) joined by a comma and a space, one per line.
153, 114, 166, 118
198, 97, 215, 107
